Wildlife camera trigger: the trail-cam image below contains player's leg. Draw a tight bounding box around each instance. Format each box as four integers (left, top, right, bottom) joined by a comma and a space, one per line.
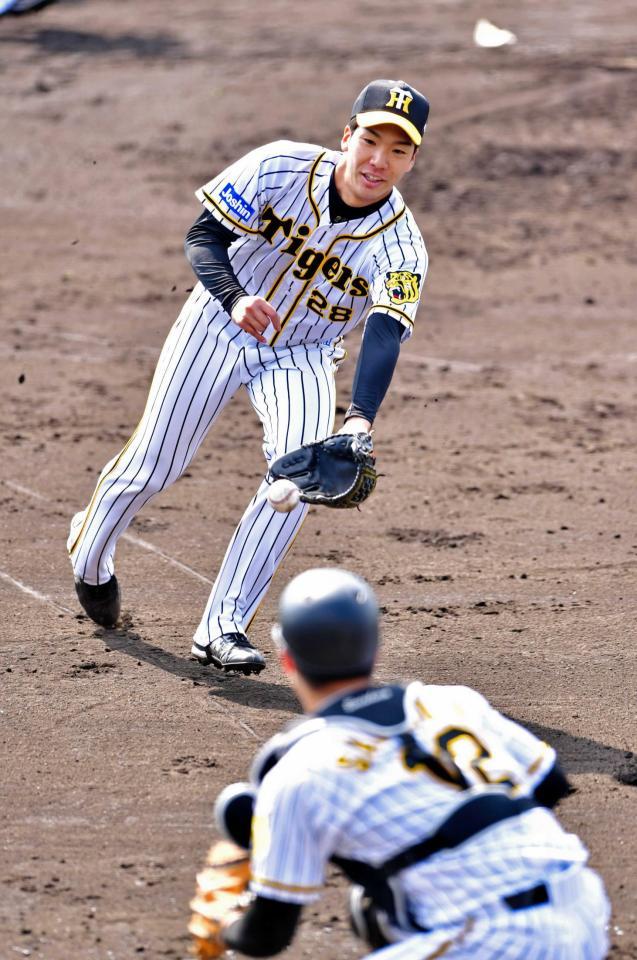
191, 341, 338, 668
537, 866, 610, 960
358, 865, 610, 960
69, 288, 244, 619
360, 924, 470, 959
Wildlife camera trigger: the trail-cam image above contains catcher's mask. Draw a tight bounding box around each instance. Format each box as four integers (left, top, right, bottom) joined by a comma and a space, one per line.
272, 568, 378, 680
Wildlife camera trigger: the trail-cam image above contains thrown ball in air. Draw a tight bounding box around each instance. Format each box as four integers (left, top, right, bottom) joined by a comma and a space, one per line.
268, 479, 301, 512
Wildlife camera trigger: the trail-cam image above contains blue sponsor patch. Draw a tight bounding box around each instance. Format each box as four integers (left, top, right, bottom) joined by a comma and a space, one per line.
218, 182, 255, 222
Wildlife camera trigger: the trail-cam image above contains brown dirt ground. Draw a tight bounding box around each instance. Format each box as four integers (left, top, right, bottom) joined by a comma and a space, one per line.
1, 1, 636, 957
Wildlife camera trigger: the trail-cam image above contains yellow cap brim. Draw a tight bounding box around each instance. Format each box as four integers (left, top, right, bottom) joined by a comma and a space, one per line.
356, 110, 422, 146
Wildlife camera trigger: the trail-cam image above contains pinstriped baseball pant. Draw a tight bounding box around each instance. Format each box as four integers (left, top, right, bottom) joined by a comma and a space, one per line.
368, 867, 609, 960
68, 286, 340, 644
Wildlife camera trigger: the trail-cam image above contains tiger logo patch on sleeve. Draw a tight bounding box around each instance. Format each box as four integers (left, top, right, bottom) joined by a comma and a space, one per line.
384, 271, 421, 305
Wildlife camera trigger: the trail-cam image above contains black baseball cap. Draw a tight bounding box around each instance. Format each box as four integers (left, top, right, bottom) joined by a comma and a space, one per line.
273, 568, 379, 681
351, 79, 429, 146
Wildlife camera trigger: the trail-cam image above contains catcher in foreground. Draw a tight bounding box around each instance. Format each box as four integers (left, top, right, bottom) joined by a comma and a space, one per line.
189, 569, 610, 959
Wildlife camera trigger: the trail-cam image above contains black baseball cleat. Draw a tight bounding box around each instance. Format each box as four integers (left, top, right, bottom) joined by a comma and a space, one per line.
74, 575, 121, 628
191, 633, 265, 675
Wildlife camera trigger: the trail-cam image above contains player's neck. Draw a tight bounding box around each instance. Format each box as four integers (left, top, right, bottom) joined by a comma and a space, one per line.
295, 674, 373, 713
330, 168, 390, 219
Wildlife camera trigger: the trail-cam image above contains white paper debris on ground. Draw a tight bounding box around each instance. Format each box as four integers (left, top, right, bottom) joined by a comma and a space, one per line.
473, 18, 517, 48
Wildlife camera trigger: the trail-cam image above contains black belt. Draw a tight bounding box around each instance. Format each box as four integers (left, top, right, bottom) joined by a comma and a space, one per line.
403, 882, 550, 935
504, 882, 550, 911
411, 883, 550, 932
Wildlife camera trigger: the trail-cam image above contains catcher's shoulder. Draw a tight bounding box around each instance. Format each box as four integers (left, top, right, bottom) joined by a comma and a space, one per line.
406, 680, 490, 717
252, 718, 353, 787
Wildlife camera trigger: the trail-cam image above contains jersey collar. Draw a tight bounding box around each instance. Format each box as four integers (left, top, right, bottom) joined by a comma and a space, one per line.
311, 152, 405, 235
314, 684, 407, 727
328, 169, 389, 224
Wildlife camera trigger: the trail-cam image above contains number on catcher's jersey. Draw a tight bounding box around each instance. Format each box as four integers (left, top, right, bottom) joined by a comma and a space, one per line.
333, 691, 536, 794
403, 724, 517, 790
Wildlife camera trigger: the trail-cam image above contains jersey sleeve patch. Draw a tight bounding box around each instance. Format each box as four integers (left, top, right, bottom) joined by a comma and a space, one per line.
195, 145, 267, 234
385, 271, 421, 305
217, 182, 255, 222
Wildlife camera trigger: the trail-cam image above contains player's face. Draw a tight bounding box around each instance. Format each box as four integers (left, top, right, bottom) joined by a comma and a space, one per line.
337, 124, 417, 207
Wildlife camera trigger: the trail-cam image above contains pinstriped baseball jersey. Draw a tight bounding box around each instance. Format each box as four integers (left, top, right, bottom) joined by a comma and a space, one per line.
248, 682, 591, 927
68, 90, 432, 671
196, 140, 427, 348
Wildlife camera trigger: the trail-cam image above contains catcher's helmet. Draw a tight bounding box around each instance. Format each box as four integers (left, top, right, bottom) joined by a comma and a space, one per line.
273, 568, 379, 680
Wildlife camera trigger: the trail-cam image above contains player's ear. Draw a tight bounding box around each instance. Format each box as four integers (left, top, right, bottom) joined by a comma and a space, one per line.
278, 648, 297, 676
341, 125, 354, 152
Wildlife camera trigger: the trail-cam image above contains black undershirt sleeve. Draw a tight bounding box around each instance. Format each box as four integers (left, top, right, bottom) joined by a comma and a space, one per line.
184, 209, 248, 315
346, 311, 403, 424
222, 895, 302, 957
533, 761, 572, 808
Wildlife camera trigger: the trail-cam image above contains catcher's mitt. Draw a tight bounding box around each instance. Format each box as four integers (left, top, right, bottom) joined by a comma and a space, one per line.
270, 433, 377, 509
188, 840, 251, 959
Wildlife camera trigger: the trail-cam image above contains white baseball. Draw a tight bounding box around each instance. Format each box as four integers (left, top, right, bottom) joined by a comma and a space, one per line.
267, 479, 301, 512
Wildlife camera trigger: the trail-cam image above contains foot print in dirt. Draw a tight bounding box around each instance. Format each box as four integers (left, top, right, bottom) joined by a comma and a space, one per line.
387, 528, 483, 548
164, 756, 218, 776
67, 660, 118, 677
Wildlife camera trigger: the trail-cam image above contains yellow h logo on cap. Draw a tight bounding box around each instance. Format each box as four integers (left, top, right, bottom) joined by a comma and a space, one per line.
386, 86, 413, 114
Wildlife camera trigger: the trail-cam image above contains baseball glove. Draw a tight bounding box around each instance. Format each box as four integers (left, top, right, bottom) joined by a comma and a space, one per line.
188, 840, 251, 959
270, 433, 377, 509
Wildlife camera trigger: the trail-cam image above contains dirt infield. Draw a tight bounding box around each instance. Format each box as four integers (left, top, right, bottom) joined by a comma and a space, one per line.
1, 1, 636, 957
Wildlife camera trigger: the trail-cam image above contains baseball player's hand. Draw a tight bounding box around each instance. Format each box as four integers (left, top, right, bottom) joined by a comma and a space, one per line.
188, 840, 251, 959
232, 296, 281, 344
338, 416, 372, 435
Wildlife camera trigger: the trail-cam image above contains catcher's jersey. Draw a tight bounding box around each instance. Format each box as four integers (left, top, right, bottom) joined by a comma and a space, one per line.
248, 683, 588, 929
195, 140, 427, 348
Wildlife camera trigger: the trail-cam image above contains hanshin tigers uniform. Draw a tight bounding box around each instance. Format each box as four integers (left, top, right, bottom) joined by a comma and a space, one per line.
243, 682, 610, 959
196, 140, 426, 348
68, 136, 427, 654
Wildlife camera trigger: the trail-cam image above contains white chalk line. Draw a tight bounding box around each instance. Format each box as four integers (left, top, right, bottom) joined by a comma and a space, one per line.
2, 480, 213, 600
121, 532, 212, 585
1, 483, 262, 736
0, 567, 75, 615
3, 479, 49, 502
237, 719, 259, 739
206, 701, 258, 740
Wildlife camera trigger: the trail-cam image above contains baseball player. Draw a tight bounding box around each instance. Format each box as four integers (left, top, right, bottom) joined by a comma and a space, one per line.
199, 568, 610, 959
0, 0, 57, 13
67, 79, 429, 675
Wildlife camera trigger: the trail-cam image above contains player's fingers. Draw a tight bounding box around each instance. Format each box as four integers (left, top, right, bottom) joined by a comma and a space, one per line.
249, 302, 279, 331
246, 312, 273, 338
243, 303, 270, 327
232, 315, 262, 341
260, 300, 281, 331
242, 321, 267, 344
